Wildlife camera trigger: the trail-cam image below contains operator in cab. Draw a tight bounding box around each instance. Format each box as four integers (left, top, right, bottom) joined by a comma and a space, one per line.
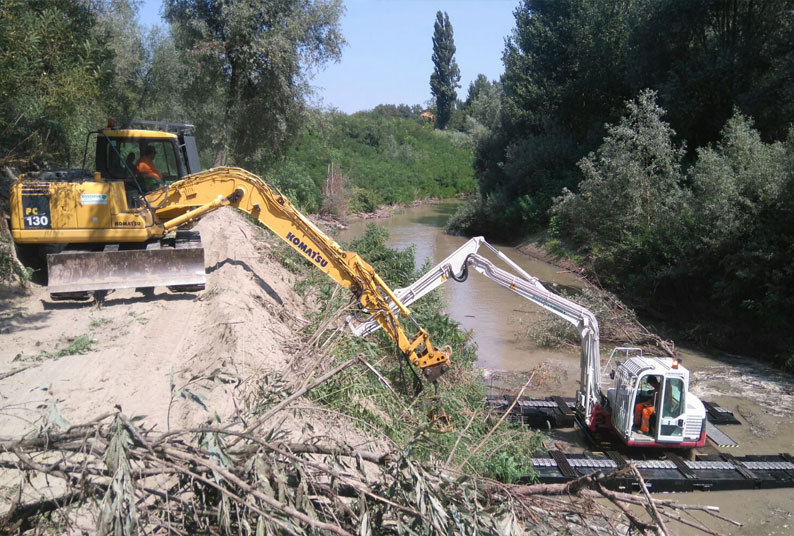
136, 145, 163, 191
634, 375, 660, 434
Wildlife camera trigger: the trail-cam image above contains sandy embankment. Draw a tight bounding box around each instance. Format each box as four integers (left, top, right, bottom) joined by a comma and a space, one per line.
0, 208, 378, 448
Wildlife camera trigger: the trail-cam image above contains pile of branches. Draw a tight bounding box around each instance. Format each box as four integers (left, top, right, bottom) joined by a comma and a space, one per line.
0, 410, 518, 535
0, 409, 738, 535
524, 284, 676, 357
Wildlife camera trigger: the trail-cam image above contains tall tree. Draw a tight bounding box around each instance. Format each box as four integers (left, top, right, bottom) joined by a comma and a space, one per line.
92, 0, 186, 125
552, 90, 686, 262
430, 11, 460, 130
629, 0, 794, 148
457, 0, 639, 237
163, 0, 345, 169
464, 74, 490, 110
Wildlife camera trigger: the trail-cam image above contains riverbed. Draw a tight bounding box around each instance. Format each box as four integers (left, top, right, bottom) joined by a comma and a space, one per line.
335, 201, 794, 535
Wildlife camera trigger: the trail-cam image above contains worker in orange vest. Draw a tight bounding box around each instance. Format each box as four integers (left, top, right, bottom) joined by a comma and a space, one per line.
136, 145, 163, 191
634, 376, 660, 433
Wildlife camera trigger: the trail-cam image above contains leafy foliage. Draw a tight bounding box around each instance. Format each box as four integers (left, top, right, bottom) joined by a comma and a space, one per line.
683, 114, 794, 365
273, 110, 475, 212
455, 0, 639, 237
628, 0, 794, 147
0, 0, 114, 168
552, 95, 794, 369
430, 11, 460, 130
465, 0, 794, 239
14, 333, 95, 362
453, 0, 794, 369
552, 90, 687, 286
163, 0, 345, 169
98, 416, 140, 536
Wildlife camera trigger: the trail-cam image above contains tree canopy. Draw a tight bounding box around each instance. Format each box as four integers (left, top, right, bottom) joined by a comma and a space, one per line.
459, 0, 794, 238
430, 11, 460, 130
445, 0, 794, 367
163, 0, 345, 169
0, 0, 114, 168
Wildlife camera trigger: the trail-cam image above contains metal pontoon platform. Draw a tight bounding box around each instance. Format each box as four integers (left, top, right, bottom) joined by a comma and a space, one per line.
485, 395, 740, 447
525, 451, 794, 492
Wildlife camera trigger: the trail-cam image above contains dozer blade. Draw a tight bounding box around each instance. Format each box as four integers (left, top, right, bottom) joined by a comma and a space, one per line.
47, 246, 206, 295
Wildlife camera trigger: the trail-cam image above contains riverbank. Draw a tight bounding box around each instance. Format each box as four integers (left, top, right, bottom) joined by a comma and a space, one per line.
309, 196, 456, 232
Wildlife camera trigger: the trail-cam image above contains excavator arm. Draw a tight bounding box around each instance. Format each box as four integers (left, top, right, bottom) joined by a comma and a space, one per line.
147, 167, 451, 382
349, 237, 603, 426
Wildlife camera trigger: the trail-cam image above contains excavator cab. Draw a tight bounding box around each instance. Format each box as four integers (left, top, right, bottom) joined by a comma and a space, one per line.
607, 356, 706, 447
94, 120, 201, 184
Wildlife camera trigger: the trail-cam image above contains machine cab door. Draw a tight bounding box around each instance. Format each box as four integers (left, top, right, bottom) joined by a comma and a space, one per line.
610, 367, 636, 440
656, 376, 686, 442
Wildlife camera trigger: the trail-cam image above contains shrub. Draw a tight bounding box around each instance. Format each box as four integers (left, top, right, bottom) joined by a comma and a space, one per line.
267, 161, 322, 213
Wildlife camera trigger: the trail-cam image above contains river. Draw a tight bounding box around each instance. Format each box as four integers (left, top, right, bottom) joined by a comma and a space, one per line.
337, 201, 583, 377
335, 200, 794, 535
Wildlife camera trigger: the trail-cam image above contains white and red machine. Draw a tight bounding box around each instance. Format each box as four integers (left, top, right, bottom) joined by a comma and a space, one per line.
350, 237, 707, 449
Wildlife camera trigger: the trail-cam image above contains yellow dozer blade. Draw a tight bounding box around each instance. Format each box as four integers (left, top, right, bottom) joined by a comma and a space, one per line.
46, 232, 206, 297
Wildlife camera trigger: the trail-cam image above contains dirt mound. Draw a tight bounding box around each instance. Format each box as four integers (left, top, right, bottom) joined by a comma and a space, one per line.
0, 208, 366, 445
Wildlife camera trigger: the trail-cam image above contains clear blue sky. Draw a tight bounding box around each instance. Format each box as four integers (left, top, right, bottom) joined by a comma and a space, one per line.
138, 0, 519, 113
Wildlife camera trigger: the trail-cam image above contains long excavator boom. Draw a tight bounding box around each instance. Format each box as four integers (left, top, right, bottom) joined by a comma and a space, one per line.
147, 167, 451, 382
349, 237, 602, 425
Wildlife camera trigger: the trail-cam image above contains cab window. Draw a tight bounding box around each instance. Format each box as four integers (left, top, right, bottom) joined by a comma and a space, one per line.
100, 139, 138, 180
662, 378, 684, 418
144, 141, 178, 181
137, 140, 178, 182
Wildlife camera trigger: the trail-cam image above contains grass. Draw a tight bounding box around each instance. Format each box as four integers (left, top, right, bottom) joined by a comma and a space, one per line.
272, 225, 543, 482
127, 311, 149, 325
14, 333, 96, 362
272, 111, 476, 214
89, 317, 112, 328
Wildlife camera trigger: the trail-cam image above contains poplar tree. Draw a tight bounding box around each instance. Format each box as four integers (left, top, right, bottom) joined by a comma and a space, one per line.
430, 11, 460, 130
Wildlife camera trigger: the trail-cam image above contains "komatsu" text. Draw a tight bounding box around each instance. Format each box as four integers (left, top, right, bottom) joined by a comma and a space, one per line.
286, 232, 329, 268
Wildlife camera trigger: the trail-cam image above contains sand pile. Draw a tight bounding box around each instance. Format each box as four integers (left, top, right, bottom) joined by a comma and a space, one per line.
0, 208, 367, 444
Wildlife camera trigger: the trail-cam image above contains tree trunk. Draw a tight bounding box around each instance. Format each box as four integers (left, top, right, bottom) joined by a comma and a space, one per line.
215, 57, 241, 167
0, 166, 30, 287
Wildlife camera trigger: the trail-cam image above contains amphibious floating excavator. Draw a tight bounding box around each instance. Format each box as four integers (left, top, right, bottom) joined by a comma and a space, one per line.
345, 218, 794, 492
351, 237, 708, 450
8, 120, 451, 384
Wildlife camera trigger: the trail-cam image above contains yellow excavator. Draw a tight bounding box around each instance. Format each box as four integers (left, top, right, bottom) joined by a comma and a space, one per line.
8, 121, 451, 383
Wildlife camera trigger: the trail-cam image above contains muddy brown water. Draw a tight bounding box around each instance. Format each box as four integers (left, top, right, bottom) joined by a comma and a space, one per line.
337, 201, 584, 374
336, 201, 794, 535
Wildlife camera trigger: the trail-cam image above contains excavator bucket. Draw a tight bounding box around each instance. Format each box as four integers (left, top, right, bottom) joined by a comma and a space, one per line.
47, 232, 206, 297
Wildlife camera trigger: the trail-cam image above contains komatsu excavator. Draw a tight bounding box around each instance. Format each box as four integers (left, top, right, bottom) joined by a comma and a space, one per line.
348, 237, 708, 450
8, 121, 451, 383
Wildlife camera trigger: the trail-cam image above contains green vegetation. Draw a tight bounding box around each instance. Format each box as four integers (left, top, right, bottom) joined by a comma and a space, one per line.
272, 226, 541, 481
552, 94, 794, 369
14, 333, 95, 362
455, 0, 794, 239
268, 110, 476, 213
430, 11, 460, 130
89, 317, 112, 329
163, 0, 344, 169
0, 0, 113, 168
447, 0, 794, 369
